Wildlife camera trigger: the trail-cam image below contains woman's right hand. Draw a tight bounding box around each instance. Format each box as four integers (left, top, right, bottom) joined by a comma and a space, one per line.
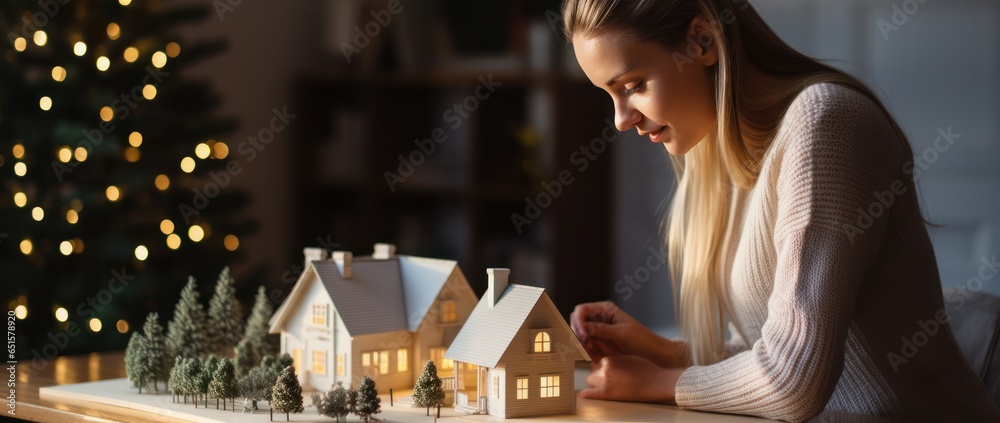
570, 301, 688, 368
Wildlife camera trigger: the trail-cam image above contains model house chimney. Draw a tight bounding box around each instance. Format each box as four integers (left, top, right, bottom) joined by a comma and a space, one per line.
487, 268, 510, 308
372, 243, 396, 260
303, 247, 328, 269
332, 251, 352, 278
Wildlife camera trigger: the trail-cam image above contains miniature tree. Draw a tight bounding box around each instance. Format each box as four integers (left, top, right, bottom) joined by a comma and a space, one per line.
274, 353, 293, 372
168, 357, 188, 403
142, 313, 171, 391
260, 354, 276, 371
235, 339, 255, 377
183, 356, 205, 408
239, 364, 275, 412
166, 277, 209, 360
314, 382, 351, 423
413, 360, 445, 415
354, 375, 382, 423
209, 358, 239, 410
207, 267, 243, 356
270, 366, 303, 421
125, 332, 151, 393
204, 356, 220, 380
346, 386, 359, 418
243, 286, 278, 367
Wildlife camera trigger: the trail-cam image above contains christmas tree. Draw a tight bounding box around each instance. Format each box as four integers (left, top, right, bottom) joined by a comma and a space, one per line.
354, 375, 382, 423
207, 266, 242, 356
168, 356, 188, 403
314, 381, 351, 423
166, 277, 208, 359
270, 365, 303, 421
413, 360, 445, 414
182, 355, 204, 408
0, 0, 255, 357
124, 331, 149, 393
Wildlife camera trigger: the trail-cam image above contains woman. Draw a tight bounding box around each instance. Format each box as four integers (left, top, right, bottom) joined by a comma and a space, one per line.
564, 0, 1000, 421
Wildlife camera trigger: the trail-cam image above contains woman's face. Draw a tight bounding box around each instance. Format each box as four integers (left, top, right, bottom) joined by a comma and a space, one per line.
573, 27, 718, 156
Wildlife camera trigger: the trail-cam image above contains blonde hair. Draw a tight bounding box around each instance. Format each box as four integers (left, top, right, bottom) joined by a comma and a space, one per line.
564, 0, 914, 365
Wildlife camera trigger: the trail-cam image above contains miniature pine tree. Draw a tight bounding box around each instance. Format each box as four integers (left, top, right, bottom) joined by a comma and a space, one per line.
204, 356, 220, 379
270, 366, 303, 421
183, 356, 205, 407
413, 360, 445, 414
274, 353, 293, 372
260, 354, 276, 371
354, 375, 382, 423
243, 286, 277, 366
209, 358, 239, 410
207, 267, 243, 356
238, 364, 275, 412
314, 382, 351, 423
235, 339, 255, 377
166, 277, 209, 360
142, 313, 170, 391
125, 332, 150, 393
169, 357, 187, 403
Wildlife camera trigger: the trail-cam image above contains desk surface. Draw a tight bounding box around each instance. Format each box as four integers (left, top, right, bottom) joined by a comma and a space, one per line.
15, 352, 899, 422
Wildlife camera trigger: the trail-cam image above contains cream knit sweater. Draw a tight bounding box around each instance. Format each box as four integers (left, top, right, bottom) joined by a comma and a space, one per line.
673, 83, 1000, 422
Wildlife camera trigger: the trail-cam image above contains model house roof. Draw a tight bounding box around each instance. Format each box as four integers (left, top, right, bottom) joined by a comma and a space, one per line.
446, 280, 590, 368
269, 246, 462, 336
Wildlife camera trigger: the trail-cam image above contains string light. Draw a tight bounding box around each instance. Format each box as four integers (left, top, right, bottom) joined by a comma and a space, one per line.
100, 106, 114, 121
155, 174, 170, 191
73, 238, 85, 254
12, 144, 24, 158
224, 235, 239, 251
106, 186, 121, 202
188, 225, 205, 242
96, 56, 110, 71
66, 209, 79, 224
19, 239, 32, 255
31, 206, 44, 221
89, 318, 102, 332
13, 192, 27, 207
134, 245, 148, 261
166, 42, 181, 58
124, 147, 140, 162
58, 147, 72, 162
59, 240, 73, 255
74, 147, 88, 162
73, 42, 87, 56
55, 307, 68, 322
116, 320, 129, 333
195, 143, 211, 159
142, 84, 156, 100
14, 37, 26, 52
160, 219, 174, 234
106, 23, 121, 40
129, 131, 142, 147
14, 305, 27, 320
151, 51, 167, 68
51, 66, 67, 82
33, 31, 47, 46
212, 141, 229, 159
166, 234, 181, 250
14, 162, 26, 176
39, 96, 52, 111
123, 47, 139, 62
180, 157, 195, 173
120, 0, 132, 5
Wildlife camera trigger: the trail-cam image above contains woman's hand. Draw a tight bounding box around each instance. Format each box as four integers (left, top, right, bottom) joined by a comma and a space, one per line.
570, 301, 689, 368
581, 355, 684, 404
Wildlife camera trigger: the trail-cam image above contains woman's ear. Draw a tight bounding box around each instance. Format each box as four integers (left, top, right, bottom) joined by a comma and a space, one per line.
688, 15, 719, 67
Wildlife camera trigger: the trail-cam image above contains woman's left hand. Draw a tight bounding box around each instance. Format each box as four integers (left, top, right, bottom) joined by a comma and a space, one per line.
580, 355, 686, 405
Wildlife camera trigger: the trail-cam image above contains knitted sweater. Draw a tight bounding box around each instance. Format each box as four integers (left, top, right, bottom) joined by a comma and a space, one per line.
673, 83, 1000, 422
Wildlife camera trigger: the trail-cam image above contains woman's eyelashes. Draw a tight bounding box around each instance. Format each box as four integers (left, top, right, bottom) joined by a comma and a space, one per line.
624, 80, 646, 96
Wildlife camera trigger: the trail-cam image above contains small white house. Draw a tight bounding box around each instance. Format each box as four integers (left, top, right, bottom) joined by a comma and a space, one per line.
445, 269, 591, 418
268, 243, 478, 392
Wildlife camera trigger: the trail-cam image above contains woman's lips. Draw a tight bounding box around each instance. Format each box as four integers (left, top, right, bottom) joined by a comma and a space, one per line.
649, 126, 666, 142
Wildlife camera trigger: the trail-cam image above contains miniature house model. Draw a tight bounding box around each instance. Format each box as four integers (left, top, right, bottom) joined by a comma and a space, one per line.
445, 269, 591, 418
268, 243, 478, 392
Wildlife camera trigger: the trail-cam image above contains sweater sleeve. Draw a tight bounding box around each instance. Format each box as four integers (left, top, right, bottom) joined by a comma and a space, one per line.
674, 85, 899, 422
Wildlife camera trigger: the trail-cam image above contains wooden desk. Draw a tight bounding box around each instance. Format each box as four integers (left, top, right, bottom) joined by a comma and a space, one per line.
15, 352, 899, 422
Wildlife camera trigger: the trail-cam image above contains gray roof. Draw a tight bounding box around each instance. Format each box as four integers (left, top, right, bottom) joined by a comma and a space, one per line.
308, 255, 457, 336
445, 284, 546, 368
